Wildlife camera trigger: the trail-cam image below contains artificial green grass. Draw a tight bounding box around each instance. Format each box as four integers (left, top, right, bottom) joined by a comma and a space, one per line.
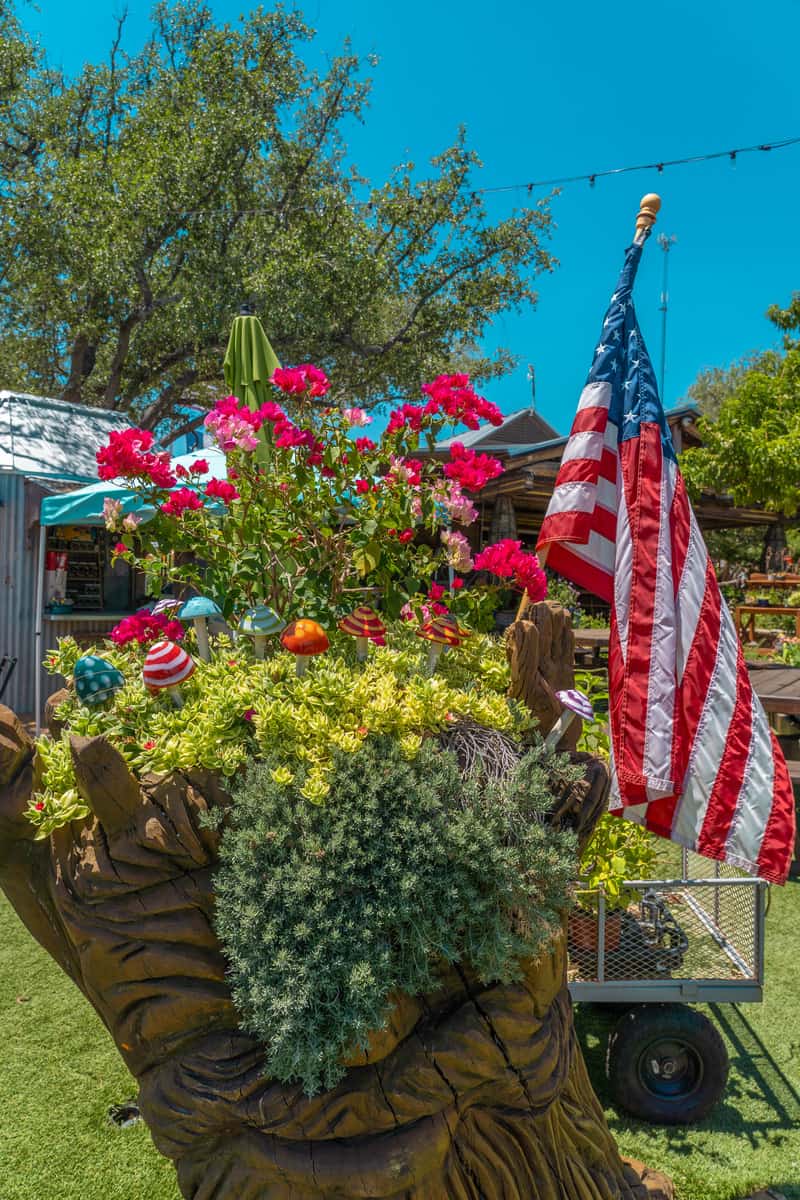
1, 880, 798, 1199
0, 897, 179, 1200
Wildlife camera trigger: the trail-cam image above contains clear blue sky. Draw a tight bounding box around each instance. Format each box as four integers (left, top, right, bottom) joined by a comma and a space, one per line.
20, 0, 800, 435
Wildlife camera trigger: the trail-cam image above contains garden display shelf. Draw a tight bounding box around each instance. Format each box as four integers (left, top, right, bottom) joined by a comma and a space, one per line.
0, 606, 659, 1200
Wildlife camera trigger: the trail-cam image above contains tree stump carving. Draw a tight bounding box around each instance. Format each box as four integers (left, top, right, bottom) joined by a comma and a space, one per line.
0, 608, 656, 1199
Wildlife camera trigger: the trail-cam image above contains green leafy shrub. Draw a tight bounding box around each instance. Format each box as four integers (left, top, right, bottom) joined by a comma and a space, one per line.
211, 735, 578, 1094
32, 625, 534, 827
577, 812, 656, 913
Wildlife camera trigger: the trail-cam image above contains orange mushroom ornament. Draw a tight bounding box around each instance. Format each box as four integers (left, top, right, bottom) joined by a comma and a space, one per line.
338, 606, 386, 660
416, 613, 469, 674
280, 618, 329, 676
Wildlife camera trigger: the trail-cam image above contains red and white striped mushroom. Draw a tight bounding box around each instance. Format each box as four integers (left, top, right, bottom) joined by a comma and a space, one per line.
143, 640, 195, 707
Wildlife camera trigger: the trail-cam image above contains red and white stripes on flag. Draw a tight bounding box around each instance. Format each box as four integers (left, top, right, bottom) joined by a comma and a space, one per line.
537, 242, 795, 884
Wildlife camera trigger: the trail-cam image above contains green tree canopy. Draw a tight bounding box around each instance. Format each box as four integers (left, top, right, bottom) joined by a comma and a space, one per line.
0, 2, 554, 441
682, 338, 800, 518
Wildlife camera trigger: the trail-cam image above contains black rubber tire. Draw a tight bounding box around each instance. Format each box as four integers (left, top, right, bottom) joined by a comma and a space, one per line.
606, 1003, 729, 1125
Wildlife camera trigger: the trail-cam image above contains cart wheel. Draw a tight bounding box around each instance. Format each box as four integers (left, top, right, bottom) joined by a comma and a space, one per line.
606, 1004, 729, 1125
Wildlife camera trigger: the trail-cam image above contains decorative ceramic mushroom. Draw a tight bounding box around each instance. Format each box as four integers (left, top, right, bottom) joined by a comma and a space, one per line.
152, 597, 182, 616
544, 688, 594, 750
239, 605, 283, 660
142, 640, 196, 707
338, 606, 386, 661
73, 655, 125, 707
416, 615, 463, 674
280, 619, 329, 676
178, 596, 222, 662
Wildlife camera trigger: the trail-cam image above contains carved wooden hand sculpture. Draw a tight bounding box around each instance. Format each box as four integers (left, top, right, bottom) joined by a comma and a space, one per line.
0, 603, 651, 1200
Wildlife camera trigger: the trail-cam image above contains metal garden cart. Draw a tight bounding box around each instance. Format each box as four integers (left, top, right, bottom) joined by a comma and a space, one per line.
568, 848, 768, 1124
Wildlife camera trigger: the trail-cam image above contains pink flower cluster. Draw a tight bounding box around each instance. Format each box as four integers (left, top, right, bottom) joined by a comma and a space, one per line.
161, 487, 204, 518
110, 607, 184, 647
386, 403, 425, 435
473, 539, 548, 601
205, 478, 240, 503
271, 364, 330, 397
97, 429, 176, 488
421, 373, 503, 430
204, 395, 263, 452
343, 406, 371, 427
431, 479, 478, 526
443, 442, 504, 492
385, 454, 423, 487
441, 529, 474, 573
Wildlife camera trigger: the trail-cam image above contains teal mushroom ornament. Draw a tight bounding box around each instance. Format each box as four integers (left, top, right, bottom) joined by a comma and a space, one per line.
178, 596, 222, 662
239, 605, 283, 660
73, 655, 125, 706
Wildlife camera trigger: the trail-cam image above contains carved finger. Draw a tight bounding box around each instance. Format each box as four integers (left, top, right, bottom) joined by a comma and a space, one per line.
0, 705, 37, 844
69, 734, 144, 835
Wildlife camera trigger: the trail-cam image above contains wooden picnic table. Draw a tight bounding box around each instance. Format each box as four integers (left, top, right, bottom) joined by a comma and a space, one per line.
735, 604, 800, 642
573, 627, 609, 666
746, 664, 800, 717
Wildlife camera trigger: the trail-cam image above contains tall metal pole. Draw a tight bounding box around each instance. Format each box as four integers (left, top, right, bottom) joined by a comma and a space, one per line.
657, 232, 677, 402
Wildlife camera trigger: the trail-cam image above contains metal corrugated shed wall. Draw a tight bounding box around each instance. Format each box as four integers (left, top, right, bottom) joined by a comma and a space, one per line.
0, 474, 82, 717
0, 472, 36, 715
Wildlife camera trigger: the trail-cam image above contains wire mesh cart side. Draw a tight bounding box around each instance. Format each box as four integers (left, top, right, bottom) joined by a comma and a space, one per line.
568, 850, 768, 1123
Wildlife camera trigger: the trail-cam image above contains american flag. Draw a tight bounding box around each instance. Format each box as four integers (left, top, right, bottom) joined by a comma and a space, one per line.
537, 238, 796, 884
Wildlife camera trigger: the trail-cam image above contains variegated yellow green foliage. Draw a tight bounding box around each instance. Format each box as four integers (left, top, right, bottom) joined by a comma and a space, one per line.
31, 625, 532, 829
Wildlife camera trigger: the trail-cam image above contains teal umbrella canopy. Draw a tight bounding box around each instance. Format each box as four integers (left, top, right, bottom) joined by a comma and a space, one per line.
223, 314, 281, 414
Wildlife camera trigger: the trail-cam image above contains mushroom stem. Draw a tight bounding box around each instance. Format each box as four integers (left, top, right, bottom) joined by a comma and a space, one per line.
167, 686, 184, 709
355, 636, 369, 662
295, 655, 309, 677
544, 710, 578, 751
193, 617, 210, 662
253, 634, 266, 661
426, 642, 444, 675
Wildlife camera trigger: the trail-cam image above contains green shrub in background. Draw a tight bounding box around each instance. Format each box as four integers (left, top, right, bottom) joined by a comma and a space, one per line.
209, 735, 579, 1094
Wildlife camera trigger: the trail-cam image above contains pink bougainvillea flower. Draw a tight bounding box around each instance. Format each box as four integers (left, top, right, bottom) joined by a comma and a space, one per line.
355, 478, 371, 495
189, 458, 209, 474
113, 541, 128, 556
473, 539, 547, 601
452, 576, 464, 590
428, 581, 446, 602
431, 479, 478, 526
103, 497, 123, 530
420, 373, 503, 429
160, 487, 204, 518
343, 406, 371, 427
175, 464, 189, 479
121, 513, 141, 531
443, 442, 504, 492
441, 529, 473, 573
397, 529, 415, 544
386, 403, 425, 435
355, 436, 377, 454
271, 364, 330, 397
110, 608, 186, 647
204, 395, 264, 452
205, 478, 240, 503
97, 428, 177, 489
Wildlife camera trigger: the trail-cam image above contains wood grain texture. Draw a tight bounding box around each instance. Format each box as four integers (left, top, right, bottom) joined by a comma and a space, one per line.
0, 607, 661, 1199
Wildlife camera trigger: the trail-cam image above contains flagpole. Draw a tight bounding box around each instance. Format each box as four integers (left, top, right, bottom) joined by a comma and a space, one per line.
519, 194, 662, 624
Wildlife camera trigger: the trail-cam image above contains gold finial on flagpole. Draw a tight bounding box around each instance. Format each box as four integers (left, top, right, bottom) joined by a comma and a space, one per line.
635, 193, 661, 242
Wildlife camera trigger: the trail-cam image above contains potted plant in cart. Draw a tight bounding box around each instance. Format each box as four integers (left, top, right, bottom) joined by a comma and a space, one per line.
0, 368, 661, 1200
570, 813, 657, 953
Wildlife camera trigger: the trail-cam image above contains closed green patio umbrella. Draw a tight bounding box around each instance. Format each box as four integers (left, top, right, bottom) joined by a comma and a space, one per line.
223, 310, 281, 459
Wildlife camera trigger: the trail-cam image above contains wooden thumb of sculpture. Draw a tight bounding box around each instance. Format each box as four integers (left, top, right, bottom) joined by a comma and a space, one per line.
0, 602, 671, 1200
